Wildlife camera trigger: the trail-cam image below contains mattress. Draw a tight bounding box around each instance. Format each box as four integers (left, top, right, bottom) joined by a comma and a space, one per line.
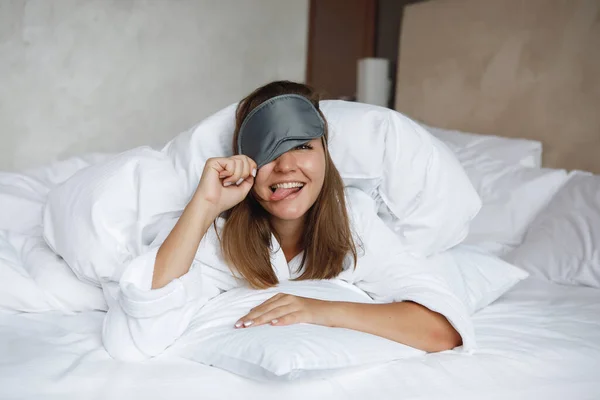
1, 277, 599, 400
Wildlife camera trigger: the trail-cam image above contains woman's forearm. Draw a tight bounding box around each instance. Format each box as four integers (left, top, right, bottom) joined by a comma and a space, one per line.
329, 301, 462, 353
151, 193, 218, 289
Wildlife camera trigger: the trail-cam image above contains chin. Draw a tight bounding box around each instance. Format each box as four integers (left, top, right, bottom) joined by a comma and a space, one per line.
267, 202, 311, 221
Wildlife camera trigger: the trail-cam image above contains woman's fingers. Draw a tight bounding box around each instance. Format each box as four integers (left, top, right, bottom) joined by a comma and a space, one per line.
211, 159, 235, 184
227, 156, 257, 187
245, 156, 257, 179
269, 311, 304, 326
218, 158, 241, 186
230, 158, 245, 186
240, 157, 251, 183
227, 158, 242, 186
237, 298, 287, 325
219, 167, 233, 179
239, 157, 257, 189
234, 294, 328, 329
238, 156, 258, 184
235, 293, 290, 328
237, 304, 297, 328
207, 156, 257, 187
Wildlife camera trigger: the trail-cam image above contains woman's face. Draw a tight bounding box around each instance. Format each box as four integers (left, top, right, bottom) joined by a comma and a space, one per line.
252, 138, 326, 222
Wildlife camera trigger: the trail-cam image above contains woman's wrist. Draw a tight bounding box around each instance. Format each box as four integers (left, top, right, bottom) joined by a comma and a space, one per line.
324, 301, 354, 328
152, 192, 220, 290
189, 190, 221, 225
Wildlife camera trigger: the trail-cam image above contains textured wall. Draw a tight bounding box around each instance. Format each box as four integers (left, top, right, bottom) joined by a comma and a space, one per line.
395, 0, 600, 173
0, 0, 309, 171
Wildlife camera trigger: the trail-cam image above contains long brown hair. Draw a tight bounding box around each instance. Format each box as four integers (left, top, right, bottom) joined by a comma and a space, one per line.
220, 81, 357, 289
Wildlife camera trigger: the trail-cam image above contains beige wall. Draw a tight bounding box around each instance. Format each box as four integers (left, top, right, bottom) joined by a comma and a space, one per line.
396, 0, 600, 173
0, 0, 309, 171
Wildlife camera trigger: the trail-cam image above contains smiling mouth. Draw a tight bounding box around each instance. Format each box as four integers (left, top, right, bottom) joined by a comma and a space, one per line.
269, 182, 305, 192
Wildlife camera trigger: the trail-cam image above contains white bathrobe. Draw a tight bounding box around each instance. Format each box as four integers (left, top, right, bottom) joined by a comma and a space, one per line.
102, 188, 475, 361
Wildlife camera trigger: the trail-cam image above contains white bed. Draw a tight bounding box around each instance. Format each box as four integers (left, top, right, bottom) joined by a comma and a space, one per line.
1, 116, 600, 399
1, 278, 599, 400
2, 0, 600, 398
1, 111, 599, 398
4, 111, 600, 398
1, 140, 600, 399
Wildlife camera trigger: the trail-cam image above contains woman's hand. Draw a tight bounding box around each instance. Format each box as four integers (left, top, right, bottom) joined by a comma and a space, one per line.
234, 293, 335, 329
233, 294, 462, 352
152, 155, 255, 290
194, 155, 257, 217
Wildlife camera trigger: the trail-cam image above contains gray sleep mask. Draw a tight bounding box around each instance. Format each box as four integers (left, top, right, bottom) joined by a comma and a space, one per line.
237, 94, 325, 168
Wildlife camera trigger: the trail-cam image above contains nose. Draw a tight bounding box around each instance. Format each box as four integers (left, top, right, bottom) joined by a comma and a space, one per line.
273, 151, 297, 173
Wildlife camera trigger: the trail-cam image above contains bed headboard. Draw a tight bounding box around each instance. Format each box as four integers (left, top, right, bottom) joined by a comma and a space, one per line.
394, 0, 600, 173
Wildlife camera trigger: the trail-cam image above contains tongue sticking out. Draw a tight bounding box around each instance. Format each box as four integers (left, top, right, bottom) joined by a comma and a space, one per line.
270, 187, 301, 201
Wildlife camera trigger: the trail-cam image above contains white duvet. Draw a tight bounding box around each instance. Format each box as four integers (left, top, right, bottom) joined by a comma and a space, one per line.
0, 278, 598, 400
0, 154, 111, 313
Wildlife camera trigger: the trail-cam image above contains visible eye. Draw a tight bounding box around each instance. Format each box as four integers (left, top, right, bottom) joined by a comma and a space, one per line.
294, 143, 313, 151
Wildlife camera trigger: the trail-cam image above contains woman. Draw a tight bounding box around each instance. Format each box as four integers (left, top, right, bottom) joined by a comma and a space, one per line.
103, 81, 473, 361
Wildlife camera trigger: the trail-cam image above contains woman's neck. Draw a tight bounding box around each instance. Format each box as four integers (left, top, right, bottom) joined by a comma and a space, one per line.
271, 217, 305, 263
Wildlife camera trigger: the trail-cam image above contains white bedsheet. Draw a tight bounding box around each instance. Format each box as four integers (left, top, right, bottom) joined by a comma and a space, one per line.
1, 278, 599, 400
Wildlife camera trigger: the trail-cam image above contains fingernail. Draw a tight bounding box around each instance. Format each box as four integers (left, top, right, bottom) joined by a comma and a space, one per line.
224, 181, 233, 187
235, 178, 244, 186
243, 320, 253, 327
234, 321, 243, 328
271, 319, 278, 325
251, 168, 257, 177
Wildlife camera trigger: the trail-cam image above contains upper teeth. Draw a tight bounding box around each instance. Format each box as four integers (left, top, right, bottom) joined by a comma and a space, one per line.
271, 182, 304, 189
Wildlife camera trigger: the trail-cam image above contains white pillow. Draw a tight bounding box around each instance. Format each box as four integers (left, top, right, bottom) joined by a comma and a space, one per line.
166, 280, 425, 381
460, 155, 568, 255
165, 247, 526, 381
422, 124, 542, 168
427, 245, 529, 314
505, 172, 600, 288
